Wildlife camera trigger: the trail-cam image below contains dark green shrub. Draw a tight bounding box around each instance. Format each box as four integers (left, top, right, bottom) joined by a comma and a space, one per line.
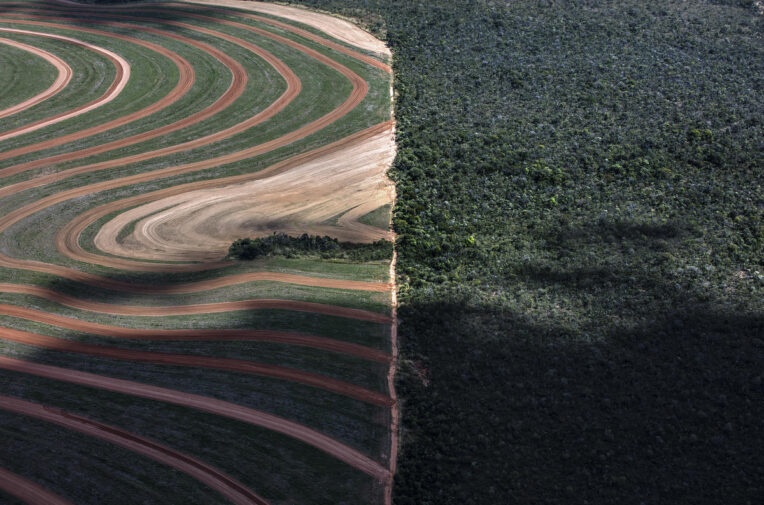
228, 233, 393, 262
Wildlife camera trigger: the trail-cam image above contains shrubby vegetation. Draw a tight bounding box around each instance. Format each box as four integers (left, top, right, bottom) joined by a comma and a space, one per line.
273, 0, 764, 503
229, 233, 393, 261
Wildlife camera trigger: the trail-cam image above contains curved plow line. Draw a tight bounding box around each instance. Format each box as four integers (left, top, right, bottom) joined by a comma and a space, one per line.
0, 12, 294, 180
0, 303, 392, 362
0, 394, 270, 505
0, 283, 394, 323
0, 27, 130, 142
0, 325, 393, 405
0, 37, 72, 119
0, 466, 75, 505
0, 18, 193, 163
0, 358, 390, 481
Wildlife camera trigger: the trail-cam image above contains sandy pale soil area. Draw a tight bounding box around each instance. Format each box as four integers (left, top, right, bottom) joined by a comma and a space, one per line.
96, 124, 396, 262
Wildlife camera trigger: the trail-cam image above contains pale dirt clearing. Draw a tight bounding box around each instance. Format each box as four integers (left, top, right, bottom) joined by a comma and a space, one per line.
95, 124, 396, 262
0, 37, 72, 119
184, 0, 390, 59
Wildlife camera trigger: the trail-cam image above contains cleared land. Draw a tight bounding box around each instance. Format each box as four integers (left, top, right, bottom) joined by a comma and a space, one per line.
0, 1, 396, 504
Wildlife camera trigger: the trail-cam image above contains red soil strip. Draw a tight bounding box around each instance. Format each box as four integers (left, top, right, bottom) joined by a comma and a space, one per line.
0, 26, 129, 144
0, 357, 390, 480
0, 303, 392, 362
0, 283, 394, 323
0, 394, 270, 505
0, 325, 393, 405
0, 467, 74, 505
0, 37, 72, 120
0, 18, 190, 162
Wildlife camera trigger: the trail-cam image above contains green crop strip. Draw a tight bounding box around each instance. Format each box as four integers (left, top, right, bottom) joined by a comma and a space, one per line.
0, 39, 57, 111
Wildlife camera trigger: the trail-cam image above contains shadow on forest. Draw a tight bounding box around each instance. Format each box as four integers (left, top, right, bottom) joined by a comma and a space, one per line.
394, 219, 763, 505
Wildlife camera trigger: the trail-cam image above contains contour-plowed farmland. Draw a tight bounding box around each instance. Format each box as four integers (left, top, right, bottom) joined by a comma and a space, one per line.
0, 1, 396, 504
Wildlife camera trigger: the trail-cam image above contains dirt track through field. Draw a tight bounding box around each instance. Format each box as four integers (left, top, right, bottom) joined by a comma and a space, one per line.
0, 36, 72, 119
0, 1, 397, 501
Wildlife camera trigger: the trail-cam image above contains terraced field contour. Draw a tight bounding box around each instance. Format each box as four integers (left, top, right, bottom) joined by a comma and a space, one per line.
0, 1, 397, 504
